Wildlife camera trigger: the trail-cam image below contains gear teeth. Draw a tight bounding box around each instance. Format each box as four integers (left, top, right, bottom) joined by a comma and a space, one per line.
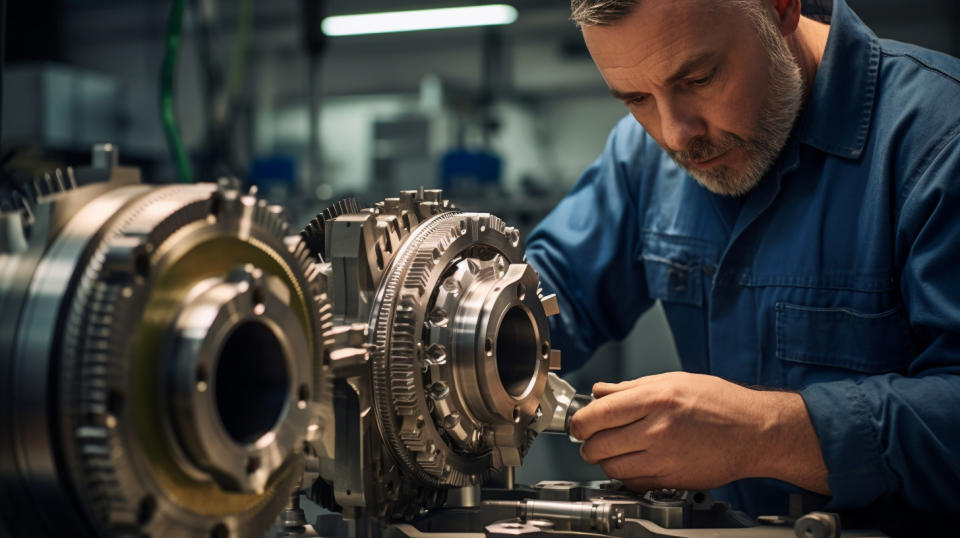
291, 239, 328, 296
13, 167, 80, 209
1, 167, 78, 214
70, 281, 135, 531
300, 196, 361, 261
317, 299, 335, 330
390, 299, 420, 415
255, 199, 291, 238
55, 183, 327, 536
33, 167, 78, 200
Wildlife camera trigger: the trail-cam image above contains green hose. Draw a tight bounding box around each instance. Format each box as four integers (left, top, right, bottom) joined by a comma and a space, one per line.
227, 0, 253, 101
160, 0, 193, 182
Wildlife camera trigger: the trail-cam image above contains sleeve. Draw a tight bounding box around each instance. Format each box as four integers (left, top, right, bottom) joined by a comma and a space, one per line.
799, 132, 960, 512
524, 117, 655, 372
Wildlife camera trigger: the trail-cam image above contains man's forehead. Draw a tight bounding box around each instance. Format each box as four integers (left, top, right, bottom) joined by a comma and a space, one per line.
582, 1, 742, 77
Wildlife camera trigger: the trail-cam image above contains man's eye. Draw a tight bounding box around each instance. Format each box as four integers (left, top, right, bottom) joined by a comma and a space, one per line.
628, 95, 649, 106
689, 69, 716, 87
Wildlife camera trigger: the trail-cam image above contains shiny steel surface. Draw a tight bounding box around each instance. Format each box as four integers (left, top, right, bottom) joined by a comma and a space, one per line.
0, 162, 588, 536
302, 188, 574, 522
0, 163, 328, 538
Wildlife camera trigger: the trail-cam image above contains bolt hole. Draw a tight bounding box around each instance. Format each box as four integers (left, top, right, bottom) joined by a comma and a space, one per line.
134, 252, 151, 278
485, 337, 493, 356
107, 389, 125, 415
513, 406, 521, 423
693, 492, 706, 504
209, 196, 222, 217
517, 284, 526, 301
252, 287, 266, 316
252, 286, 265, 306
541, 341, 550, 359
346, 489, 352, 496
211, 523, 229, 538
136, 495, 156, 525
196, 365, 209, 392
245, 456, 261, 474
298, 384, 310, 408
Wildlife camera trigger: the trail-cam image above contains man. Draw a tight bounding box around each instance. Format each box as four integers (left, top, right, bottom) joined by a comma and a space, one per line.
524, 0, 960, 528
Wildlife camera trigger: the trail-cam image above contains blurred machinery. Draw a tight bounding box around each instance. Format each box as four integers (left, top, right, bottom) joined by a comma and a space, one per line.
0, 149, 869, 538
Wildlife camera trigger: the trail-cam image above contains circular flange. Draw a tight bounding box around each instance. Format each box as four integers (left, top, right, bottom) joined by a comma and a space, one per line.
368, 211, 551, 489
4, 181, 329, 538
166, 264, 313, 494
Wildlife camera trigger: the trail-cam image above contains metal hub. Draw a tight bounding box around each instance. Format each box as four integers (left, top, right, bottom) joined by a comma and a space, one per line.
309, 190, 562, 520
0, 170, 329, 538
369, 211, 552, 488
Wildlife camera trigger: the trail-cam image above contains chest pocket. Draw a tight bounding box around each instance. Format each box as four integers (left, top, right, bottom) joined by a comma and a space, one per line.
640, 235, 709, 307
776, 302, 914, 386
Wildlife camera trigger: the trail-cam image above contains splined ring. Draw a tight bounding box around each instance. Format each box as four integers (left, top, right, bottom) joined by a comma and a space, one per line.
4, 181, 329, 538
369, 211, 551, 490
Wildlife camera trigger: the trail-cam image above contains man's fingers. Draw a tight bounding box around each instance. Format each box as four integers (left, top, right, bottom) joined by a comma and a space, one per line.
568, 387, 653, 441
591, 377, 647, 398
580, 419, 651, 463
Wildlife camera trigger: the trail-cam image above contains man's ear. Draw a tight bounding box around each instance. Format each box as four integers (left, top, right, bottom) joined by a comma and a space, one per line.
772, 0, 802, 36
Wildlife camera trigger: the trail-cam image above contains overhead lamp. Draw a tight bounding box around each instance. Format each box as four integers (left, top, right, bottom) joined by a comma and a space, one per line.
321, 4, 519, 36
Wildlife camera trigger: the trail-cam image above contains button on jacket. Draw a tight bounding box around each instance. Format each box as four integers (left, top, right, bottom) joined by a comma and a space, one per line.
525, 0, 960, 519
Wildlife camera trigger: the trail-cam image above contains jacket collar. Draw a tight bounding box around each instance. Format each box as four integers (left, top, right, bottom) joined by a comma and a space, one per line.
796, 0, 881, 159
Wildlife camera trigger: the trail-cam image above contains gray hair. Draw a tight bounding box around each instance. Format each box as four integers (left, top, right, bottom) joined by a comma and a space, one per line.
569, 0, 639, 26
570, 0, 773, 29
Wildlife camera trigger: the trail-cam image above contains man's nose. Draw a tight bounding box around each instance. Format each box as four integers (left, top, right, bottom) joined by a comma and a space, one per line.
658, 101, 707, 151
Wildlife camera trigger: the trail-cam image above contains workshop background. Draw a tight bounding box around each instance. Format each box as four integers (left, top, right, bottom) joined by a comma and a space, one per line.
3, 0, 958, 484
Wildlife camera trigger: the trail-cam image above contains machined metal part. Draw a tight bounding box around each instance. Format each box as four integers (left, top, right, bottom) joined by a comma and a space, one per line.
0, 153, 330, 538
483, 499, 625, 534
533, 370, 593, 440
793, 512, 841, 538
0, 152, 888, 538
301, 188, 568, 521
326, 480, 871, 538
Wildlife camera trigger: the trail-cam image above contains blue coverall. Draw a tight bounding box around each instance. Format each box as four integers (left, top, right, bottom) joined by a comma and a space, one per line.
525, 0, 960, 523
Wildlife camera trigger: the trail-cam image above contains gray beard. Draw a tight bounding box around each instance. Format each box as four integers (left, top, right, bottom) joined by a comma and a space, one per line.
669, 17, 805, 197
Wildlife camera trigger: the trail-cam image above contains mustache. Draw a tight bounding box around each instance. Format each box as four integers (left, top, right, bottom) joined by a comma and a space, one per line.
668, 133, 747, 165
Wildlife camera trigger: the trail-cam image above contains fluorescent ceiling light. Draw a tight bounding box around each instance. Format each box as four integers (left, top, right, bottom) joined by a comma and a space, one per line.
321, 4, 519, 36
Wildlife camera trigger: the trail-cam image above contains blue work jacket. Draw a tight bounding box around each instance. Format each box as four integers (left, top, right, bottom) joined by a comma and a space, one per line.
525, 0, 960, 521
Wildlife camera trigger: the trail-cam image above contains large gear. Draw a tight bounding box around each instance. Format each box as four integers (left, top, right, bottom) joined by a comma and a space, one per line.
370, 212, 550, 487
312, 188, 560, 520
1, 171, 331, 538
1, 159, 577, 536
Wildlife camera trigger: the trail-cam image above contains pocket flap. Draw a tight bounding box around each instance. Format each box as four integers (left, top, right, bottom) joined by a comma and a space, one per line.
640, 236, 704, 306
776, 302, 913, 374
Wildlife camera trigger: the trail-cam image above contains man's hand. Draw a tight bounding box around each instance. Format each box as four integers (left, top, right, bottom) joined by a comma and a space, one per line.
568, 371, 830, 495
